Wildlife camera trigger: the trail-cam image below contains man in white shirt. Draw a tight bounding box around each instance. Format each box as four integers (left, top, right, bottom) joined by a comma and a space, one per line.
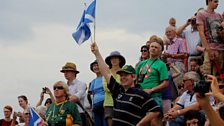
60, 62, 87, 126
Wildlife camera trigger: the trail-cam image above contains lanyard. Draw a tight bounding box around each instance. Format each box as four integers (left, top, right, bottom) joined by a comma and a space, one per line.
139, 58, 158, 75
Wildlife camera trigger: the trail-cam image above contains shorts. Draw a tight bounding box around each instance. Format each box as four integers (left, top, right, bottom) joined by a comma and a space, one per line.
104, 106, 113, 119
152, 96, 162, 108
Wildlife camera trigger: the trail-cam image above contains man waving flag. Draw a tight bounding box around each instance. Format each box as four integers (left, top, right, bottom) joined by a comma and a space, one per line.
72, 0, 96, 45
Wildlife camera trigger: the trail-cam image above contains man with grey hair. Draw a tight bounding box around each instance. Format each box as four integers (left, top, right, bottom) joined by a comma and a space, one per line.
164, 71, 205, 126
163, 26, 188, 93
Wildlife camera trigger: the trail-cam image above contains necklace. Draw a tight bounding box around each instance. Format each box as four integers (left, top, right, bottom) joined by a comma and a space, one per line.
46, 100, 67, 122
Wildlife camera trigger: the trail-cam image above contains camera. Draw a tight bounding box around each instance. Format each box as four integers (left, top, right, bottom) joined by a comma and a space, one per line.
188, 19, 192, 22
42, 87, 47, 93
191, 18, 196, 25
137, 74, 145, 83
193, 80, 211, 96
188, 18, 196, 25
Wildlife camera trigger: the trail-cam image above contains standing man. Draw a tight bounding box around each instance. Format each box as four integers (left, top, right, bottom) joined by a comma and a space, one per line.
60, 62, 87, 126
136, 37, 168, 126
197, 0, 224, 75
163, 26, 188, 87
91, 42, 161, 126
0, 105, 18, 126
176, 15, 204, 71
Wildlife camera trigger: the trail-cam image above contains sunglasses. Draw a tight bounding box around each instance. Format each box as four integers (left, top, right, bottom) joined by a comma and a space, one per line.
53, 86, 64, 90
24, 113, 30, 115
141, 49, 148, 52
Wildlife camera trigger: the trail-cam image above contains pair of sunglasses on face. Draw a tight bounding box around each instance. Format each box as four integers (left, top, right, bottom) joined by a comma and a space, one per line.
141, 49, 148, 52
53, 86, 64, 90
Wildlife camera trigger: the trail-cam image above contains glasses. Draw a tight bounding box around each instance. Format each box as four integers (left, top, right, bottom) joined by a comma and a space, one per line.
24, 113, 30, 115
53, 86, 64, 90
141, 49, 148, 52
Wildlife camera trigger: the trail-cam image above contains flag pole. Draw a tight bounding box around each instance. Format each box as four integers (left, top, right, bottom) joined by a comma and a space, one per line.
94, 3, 96, 43
93, 0, 96, 43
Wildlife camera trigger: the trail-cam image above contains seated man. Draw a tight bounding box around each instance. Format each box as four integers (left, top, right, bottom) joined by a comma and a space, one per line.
164, 71, 204, 126
91, 42, 161, 126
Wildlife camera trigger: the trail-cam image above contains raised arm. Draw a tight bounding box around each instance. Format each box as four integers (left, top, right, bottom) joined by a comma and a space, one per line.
91, 42, 111, 84
207, 75, 224, 102
10, 112, 17, 126
196, 93, 224, 126
36, 92, 44, 107
176, 19, 191, 36
45, 87, 55, 103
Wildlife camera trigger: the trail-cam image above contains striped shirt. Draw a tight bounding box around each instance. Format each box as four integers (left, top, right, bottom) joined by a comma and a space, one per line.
108, 76, 161, 126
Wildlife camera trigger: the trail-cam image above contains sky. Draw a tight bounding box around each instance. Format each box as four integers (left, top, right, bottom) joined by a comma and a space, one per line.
0, 0, 223, 118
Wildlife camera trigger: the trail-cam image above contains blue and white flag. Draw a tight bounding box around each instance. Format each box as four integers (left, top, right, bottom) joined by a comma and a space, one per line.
28, 107, 42, 126
84, 0, 96, 24
72, 0, 96, 45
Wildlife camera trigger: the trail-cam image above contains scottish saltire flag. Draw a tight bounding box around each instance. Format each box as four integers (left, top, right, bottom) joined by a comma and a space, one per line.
72, 11, 91, 45
84, 0, 96, 24
28, 107, 42, 126
72, 0, 96, 45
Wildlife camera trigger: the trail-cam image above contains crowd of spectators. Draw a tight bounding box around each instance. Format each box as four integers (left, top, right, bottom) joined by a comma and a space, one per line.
0, 0, 224, 126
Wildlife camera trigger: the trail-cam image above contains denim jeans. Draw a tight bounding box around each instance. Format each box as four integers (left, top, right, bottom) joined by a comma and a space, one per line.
93, 101, 108, 126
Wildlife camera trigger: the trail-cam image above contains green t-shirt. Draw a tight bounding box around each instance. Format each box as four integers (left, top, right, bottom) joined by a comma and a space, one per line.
136, 58, 168, 97
46, 100, 82, 126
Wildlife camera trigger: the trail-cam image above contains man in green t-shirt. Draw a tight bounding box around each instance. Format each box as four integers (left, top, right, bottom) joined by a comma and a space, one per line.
136, 37, 168, 126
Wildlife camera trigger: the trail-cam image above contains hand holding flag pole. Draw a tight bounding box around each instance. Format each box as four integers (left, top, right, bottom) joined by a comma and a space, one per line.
72, 0, 96, 45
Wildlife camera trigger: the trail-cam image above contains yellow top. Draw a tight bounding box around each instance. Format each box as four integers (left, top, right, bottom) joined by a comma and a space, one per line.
103, 70, 120, 107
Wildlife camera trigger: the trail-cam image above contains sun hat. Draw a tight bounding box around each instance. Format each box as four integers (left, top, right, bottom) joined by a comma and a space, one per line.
60, 62, 79, 73
90, 60, 98, 72
105, 51, 126, 69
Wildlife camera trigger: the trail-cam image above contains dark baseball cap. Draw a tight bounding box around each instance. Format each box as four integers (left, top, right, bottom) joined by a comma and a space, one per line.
117, 65, 136, 75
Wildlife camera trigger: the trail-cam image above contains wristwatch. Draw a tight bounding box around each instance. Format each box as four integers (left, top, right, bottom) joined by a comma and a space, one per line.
177, 110, 180, 115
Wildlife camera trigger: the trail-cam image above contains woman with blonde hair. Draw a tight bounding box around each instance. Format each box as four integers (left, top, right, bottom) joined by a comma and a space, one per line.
45, 81, 82, 126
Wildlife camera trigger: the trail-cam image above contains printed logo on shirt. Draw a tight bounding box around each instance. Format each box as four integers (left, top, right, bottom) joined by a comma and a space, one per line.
117, 94, 122, 99
129, 97, 133, 102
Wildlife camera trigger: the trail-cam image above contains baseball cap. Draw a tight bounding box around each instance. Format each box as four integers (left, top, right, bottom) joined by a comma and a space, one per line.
117, 65, 136, 75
